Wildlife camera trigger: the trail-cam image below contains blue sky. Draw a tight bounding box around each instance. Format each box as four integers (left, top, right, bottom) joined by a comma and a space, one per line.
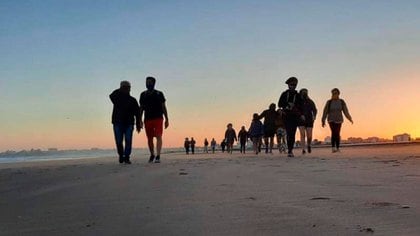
1, 1, 419, 150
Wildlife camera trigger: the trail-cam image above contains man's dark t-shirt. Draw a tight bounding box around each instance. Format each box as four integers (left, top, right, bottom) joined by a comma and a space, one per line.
109, 89, 140, 125
139, 90, 166, 121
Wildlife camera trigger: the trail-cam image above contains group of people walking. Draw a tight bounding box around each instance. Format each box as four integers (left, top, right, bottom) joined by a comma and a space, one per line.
219, 77, 353, 157
110, 76, 353, 164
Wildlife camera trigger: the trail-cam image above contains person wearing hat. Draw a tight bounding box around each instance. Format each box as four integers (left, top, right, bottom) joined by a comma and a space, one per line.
109, 81, 141, 164
278, 77, 304, 157
321, 88, 353, 153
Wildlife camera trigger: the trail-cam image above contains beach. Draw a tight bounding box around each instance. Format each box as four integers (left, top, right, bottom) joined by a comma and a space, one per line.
1, 144, 419, 235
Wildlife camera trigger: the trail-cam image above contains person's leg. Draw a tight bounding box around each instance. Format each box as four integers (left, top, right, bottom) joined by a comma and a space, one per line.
264, 137, 269, 153
298, 126, 306, 154
113, 124, 124, 163
336, 123, 342, 151
269, 136, 274, 153
329, 122, 341, 152
289, 123, 298, 154
307, 127, 313, 153
147, 137, 155, 156
156, 136, 162, 158
285, 116, 297, 156
123, 125, 134, 163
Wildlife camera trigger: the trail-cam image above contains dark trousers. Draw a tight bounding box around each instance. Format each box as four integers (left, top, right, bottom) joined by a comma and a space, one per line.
329, 122, 342, 149
113, 124, 134, 159
185, 147, 190, 154
285, 114, 298, 153
240, 141, 246, 153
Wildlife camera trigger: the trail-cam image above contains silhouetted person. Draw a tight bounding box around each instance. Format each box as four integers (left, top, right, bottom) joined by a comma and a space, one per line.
259, 103, 278, 154
225, 123, 237, 154
184, 137, 190, 154
109, 81, 141, 164
275, 109, 287, 153
139, 77, 169, 163
298, 88, 317, 154
190, 137, 196, 154
248, 113, 264, 155
321, 88, 353, 153
238, 126, 248, 154
211, 138, 216, 153
204, 138, 209, 153
221, 139, 226, 153
278, 77, 304, 157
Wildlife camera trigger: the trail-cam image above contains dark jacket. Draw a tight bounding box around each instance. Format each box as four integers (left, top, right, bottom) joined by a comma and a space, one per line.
110, 89, 140, 125
278, 89, 303, 116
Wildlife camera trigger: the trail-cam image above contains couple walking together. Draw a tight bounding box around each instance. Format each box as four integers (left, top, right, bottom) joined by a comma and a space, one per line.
110, 77, 169, 164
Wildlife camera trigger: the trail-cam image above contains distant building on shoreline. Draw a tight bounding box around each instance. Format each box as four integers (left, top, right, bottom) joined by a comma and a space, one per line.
393, 133, 411, 142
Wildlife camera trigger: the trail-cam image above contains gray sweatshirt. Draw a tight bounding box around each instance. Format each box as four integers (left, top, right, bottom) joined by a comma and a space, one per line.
321, 99, 352, 124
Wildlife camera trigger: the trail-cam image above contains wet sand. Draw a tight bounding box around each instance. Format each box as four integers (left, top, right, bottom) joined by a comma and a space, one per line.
1, 144, 419, 235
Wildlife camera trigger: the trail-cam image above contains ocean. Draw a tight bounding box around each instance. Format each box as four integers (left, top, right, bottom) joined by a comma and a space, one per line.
0, 148, 186, 164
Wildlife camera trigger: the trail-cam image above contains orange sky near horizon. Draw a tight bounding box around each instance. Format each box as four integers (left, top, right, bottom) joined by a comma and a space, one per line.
1, 1, 420, 152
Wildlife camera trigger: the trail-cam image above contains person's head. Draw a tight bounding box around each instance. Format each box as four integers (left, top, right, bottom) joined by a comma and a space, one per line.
285, 77, 298, 90
120, 80, 131, 94
331, 88, 340, 99
227, 123, 233, 129
253, 113, 259, 120
241, 126, 245, 130
185, 137, 189, 140
146, 76, 156, 91
299, 88, 308, 99
269, 103, 276, 111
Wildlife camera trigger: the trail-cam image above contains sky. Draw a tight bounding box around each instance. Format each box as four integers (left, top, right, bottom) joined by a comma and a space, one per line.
1, 0, 419, 151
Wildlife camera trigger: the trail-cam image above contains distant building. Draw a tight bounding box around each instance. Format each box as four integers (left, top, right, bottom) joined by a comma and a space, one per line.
365, 137, 380, 143
324, 136, 331, 144
393, 133, 411, 142
347, 137, 363, 143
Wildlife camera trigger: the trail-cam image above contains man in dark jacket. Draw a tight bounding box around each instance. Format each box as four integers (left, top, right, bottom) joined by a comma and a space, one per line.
110, 81, 141, 164
278, 77, 304, 157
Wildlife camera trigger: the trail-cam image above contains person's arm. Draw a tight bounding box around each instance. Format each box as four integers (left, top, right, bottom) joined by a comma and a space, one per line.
342, 100, 353, 124
321, 100, 329, 127
278, 92, 287, 110
109, 89, 119, 104
138, 93, 144, 129
311, 99, 318, 121
134, 99, 141, 133
162, 102, 169, 129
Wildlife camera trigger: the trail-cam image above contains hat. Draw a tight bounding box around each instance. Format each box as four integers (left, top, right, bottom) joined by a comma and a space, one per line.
285, 77, 298, 84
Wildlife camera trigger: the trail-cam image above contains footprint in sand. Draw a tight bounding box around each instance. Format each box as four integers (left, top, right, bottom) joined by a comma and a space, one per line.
179, 172, 188, 175
310, 197, 330, 200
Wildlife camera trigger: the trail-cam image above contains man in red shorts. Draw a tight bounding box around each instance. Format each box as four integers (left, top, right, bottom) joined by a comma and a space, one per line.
139, 77, 169, 163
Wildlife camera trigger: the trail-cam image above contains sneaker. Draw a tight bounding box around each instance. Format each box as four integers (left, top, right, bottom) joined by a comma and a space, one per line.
148, 155, 155, 163
308, 146, 312, 153
332, 148, 337, 153
302, 149, 306, 154
124, 156, 131, 164
119, 156, 124, 164
287, 152, 294, 157
154, 155, 160, 163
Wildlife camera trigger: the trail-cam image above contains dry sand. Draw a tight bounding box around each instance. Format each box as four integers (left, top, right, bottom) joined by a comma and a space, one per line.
1, 144, 419, 235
